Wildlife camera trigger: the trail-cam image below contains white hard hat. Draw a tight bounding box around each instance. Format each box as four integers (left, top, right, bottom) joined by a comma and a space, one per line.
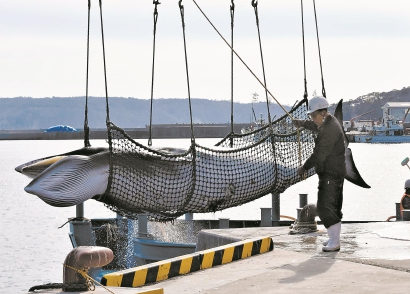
307, 96, 329, 114
405, 179, 410, 188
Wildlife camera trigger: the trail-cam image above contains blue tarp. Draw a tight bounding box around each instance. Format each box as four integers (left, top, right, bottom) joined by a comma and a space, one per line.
44, 125, 79, 132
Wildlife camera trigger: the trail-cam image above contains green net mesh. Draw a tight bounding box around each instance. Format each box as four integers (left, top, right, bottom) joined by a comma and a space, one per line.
100, 99, 315, 221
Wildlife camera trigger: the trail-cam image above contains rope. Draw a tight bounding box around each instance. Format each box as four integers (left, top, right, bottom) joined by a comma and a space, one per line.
178, 0, 195, 143
297, 128, 306, 180
251, 0, 272, 128
312, 0, 326, 98
192, 0, 293, 120
98, 0, 111, 124
229, 0, 235, 147
57, 217, 91, 229
148, 1, 161, 147
28, 283, 64, 292
98, 0, 114, 205
298, 0, 307, 180
63, 263, 116, 294
386, 216, 396, 222
28, 263, 114, 293
83, 0, 91, 148
300, 0, 308, 101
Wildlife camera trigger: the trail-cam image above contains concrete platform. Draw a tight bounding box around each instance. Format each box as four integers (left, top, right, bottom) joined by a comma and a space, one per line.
27, 222, 410, 293
133, 222, 410, 293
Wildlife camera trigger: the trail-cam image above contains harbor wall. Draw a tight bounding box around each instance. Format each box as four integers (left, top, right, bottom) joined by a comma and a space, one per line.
0, 123, 250, 140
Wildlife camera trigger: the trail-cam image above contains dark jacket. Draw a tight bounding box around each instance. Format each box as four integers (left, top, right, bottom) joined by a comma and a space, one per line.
302, 114, 346, 180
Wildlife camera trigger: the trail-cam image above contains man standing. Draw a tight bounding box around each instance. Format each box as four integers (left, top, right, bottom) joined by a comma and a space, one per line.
293, 96, 346, 252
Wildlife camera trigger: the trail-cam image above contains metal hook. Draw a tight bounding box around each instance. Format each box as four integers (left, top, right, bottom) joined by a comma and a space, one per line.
251, 0, 258, 8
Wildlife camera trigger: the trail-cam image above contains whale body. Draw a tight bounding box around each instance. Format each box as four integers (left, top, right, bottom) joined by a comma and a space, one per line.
16, 100, 370, 215
20, 146, 293, 211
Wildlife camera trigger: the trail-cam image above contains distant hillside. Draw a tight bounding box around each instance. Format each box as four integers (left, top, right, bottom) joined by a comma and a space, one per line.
328, 86, 410, 121
0, 97, 290, 130
1, 87, 408, 130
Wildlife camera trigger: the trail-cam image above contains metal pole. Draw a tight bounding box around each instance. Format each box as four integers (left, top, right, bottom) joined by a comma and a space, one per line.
260, 208, 272, 227
185, 213, 194, 243
402, 210, 410, 221
219, 218, 230, 229
76, 203, 84, 218
396, 203, 402, 221
299, 193, 308, 208
271, 193, 280, 226
138, 214, 148, 236
296, 208, 302, 220
185, 213, 193, 221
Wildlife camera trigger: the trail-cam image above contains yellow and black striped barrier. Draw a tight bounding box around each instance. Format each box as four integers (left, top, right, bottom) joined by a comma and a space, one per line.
101, 236, 273, 288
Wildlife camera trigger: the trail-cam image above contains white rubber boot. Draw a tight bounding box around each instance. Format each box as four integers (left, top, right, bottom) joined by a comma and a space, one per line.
322, 239, 329, 246
322, 222, 341, 252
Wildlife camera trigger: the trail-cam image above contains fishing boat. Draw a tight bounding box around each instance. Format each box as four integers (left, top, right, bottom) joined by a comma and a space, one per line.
348, 102, 410, 143
241, 93, 267, 135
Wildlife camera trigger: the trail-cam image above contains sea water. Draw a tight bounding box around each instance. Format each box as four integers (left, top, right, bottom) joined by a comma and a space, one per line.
0, 139, 409, 293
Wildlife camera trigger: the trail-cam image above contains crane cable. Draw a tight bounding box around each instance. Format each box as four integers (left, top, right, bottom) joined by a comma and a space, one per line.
298, 0, 309, 179
229, 0, 235, 147
251, 0, 273, 129
192, 0, 294, 121
313, 0, 326, 98
148, 1, 161, 147
83, 0, 91, 148
179, 0, 196, 144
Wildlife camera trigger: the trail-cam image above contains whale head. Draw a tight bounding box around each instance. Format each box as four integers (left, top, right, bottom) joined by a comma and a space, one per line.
24, 152, 110, 207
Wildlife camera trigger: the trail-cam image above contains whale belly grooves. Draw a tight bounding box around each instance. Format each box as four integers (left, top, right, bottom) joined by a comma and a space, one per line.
24, 152, 109, 207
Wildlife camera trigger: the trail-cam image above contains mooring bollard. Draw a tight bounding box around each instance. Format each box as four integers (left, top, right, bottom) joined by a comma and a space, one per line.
260, 208, 272, 227
299, 194, 308, 209
396, 203, 402, 221
402, 210, 410, 221
271, 193, 280, 227
63, 246, 113, 292
219, 218, 230, 229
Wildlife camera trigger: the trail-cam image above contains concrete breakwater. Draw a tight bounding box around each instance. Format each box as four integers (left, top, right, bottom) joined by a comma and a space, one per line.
0, 123, 250, 140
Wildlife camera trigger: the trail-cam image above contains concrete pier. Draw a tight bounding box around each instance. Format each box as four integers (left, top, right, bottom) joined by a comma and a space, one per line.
29, 221, 410, 294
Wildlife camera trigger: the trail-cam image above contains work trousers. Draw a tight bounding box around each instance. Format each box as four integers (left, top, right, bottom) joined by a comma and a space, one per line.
316, 178, 344, 228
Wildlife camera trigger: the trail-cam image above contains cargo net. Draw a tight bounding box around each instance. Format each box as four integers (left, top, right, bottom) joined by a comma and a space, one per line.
101, 99, 315, 221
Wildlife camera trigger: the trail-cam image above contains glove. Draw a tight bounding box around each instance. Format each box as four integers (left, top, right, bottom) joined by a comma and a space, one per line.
297, 166, 305, 176
293, 119, 305, 128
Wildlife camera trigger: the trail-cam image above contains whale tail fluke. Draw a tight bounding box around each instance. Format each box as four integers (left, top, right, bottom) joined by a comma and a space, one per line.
334, 99, 371, 189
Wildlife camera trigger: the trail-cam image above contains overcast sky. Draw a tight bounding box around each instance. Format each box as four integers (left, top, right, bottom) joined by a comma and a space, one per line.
1, 0, 409, 107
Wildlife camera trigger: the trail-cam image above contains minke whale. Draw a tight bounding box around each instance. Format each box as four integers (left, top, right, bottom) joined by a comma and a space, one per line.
15, 100, 369, 211
17, 145, 294, 209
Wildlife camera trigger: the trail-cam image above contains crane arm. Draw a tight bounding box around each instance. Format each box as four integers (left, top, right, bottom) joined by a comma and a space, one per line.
350, 109, 376, 122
